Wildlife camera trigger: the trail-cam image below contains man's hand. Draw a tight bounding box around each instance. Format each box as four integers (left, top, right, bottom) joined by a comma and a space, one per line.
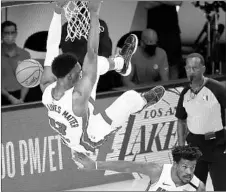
72, 151, 96, 170
8, 95, 23, 105
88, 0, 103, 14
55, 0, 69, 14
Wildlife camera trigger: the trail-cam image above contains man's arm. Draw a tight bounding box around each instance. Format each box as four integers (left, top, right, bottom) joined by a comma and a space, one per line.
72, 1, 102, 116
197, 181, 206, 191
177, 119, 188, 146
20, 87, 29, 102
80, 1, 101, 76
40, 2, 64, 92
97, 161, 161, 177
1, 88, 22, 105
175, 88, 189, 146
73, 152, 162, 181
159, 50, 169, 81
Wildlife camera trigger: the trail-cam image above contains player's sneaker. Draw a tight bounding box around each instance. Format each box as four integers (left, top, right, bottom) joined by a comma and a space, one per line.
117, 34, 138, 76
138, 86, 165, 113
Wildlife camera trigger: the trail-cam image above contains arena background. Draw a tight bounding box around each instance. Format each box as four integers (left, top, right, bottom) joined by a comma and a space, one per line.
1, 1, 226, 58
1, 1, 226, 192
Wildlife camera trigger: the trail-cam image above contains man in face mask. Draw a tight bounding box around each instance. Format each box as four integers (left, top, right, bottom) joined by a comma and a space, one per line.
140, 28, 158, 57
118, 29, 169, 88
1, 21, 31, 106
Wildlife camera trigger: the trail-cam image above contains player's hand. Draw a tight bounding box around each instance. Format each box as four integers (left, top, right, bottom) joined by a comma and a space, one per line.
88, 0, 103, 14
56, 0, 69, 8
55, 0, 69, 14
72, 151, 96, 170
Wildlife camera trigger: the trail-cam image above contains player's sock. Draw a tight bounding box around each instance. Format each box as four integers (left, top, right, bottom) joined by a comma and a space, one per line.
113, 56, 124, 71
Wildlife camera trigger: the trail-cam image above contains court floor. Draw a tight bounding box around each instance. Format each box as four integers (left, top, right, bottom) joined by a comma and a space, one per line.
65, 175, 213, 191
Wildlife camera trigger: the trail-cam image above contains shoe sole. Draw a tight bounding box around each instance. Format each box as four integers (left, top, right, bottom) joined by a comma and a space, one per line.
146, 86, 166, 108
120, 34, 138, 76
130, 34, 138, 55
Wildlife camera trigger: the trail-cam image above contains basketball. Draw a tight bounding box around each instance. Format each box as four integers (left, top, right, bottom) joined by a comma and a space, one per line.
16, 59, 43, 88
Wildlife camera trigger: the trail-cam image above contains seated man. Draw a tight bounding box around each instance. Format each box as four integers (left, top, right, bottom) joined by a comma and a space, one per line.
117, 29, 169, 88
1, 21, 30, 105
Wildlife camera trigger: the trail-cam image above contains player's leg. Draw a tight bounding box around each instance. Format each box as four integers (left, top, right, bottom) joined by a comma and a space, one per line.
96, 33, 138, 76
88, 86, 165, 142
89, 56, 124, 101
90, 34, 138, 101
105, 86, 165, 127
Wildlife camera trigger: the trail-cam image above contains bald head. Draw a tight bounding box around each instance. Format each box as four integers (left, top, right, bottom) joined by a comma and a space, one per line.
141, 29, 158, 45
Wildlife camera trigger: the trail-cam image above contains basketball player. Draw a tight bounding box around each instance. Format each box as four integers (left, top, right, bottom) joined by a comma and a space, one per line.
73, 145, 206, 191
40, 1, 165, 156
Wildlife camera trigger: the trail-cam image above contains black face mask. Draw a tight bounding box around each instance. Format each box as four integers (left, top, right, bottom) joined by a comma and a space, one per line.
143, 44, 157, 57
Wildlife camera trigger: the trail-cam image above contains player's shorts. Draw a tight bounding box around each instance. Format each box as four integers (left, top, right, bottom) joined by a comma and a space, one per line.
65, 99, 118, 154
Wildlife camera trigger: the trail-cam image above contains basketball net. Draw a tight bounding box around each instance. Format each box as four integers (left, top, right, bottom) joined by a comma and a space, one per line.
63, 1, 104, 42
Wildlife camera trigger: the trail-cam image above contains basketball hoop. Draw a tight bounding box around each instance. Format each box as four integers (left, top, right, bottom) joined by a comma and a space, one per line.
63, 1, 104, 42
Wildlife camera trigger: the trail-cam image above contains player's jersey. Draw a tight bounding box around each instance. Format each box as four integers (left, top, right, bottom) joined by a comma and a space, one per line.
147, 164, 200, 191
42, 82, 96, 153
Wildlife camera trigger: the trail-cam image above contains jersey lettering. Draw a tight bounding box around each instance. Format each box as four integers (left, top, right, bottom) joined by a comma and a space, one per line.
49, 117, 70, 143
49, 117, 67, 135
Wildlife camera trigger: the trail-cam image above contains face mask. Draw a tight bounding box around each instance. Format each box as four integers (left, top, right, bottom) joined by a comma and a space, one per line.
143, 44, 157, 57
3, 35, 16, 45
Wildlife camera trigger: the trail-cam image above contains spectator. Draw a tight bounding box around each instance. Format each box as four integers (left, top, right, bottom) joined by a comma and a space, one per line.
1, 21, 30, 106
117, 29, 169, 88
176, 53, 226, 191
145, 1, 183, 79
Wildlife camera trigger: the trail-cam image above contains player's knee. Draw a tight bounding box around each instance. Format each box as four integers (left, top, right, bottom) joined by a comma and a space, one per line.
97, 56, 109, 75
121, 90, 140, 103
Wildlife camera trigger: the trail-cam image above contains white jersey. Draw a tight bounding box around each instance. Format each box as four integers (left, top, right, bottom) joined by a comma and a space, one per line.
42, 82, 97, 153
147, 164, 200, 191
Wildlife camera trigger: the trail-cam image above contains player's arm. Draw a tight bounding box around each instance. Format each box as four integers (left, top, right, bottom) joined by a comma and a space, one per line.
40, 2, 65, 92
73, 152, 162, 181
82, 1, 101, 76
96, 161, 161, 178
72, 1, 102, 116
197, 181, 206, 191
